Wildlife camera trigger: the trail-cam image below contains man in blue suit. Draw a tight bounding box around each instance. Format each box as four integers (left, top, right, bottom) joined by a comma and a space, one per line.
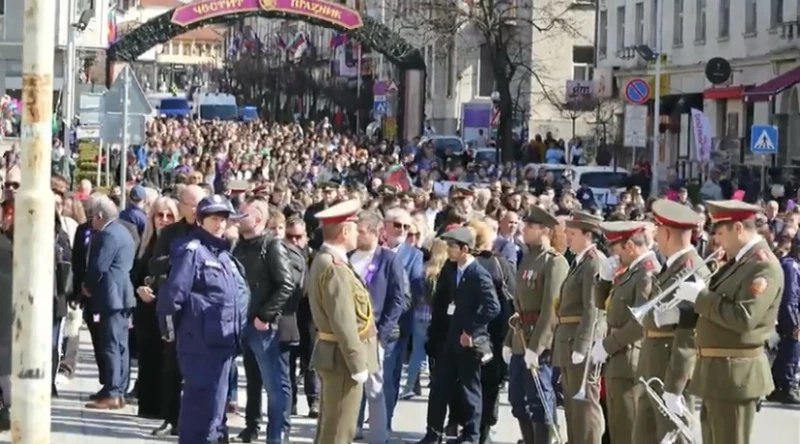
382, 207, 424, 429
83, 194, 136, 410
417, 227, 501, 444
351, 209, 409, 442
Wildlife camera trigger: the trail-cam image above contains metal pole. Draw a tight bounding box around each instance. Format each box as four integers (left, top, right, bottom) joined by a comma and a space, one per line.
651, 0, 663, 196
105, 143, 111, 187
121, 72, 129, 209
63, 0, 77, 149
12, 0, 56, 441
356, 43, 362, 132
378, 0, 385, 80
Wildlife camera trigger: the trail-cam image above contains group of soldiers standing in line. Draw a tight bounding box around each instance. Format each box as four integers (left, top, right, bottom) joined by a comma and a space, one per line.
307, 196, 780, 444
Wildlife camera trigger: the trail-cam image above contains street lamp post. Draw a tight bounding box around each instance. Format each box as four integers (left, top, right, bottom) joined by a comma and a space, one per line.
651, 0, 664, 195
491, 91, 501, 164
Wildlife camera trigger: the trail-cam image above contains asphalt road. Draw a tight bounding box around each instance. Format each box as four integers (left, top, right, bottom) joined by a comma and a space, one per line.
0, 328, 799, 443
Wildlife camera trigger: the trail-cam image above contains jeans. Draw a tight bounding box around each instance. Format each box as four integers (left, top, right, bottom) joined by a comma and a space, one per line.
403, 318, 429, 392
244, 324, 292, 444
227, 363, 238, 405
356, 343, 388, 444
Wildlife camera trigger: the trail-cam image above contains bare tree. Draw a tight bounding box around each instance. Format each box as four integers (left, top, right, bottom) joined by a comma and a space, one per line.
397, 0, 580, 160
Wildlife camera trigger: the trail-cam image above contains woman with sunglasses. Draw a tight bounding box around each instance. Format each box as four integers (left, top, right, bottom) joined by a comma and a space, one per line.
133, 197, 181, 435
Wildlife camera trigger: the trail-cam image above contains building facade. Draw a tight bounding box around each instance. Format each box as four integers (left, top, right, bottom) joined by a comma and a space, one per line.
597, 0, 800, 178
0, 0, 111, 93
395, 0, 597, 141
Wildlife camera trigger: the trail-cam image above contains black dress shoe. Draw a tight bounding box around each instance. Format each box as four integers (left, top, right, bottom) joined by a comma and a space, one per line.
416, 431, 442, 444
308, 401, 319, 419
235, 426, 259, 443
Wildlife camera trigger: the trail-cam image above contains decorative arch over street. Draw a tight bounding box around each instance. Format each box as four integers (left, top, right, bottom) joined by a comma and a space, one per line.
106, 0, 426, 138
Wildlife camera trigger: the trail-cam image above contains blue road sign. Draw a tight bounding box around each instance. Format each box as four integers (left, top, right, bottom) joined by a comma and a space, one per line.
625, 79, 651, 105
751, 124, 778, 154
373, 100, 387, 116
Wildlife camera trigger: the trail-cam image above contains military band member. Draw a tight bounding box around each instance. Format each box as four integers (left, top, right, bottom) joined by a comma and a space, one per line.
502, 207, 569, 444
553, 210, 606, 444
633, 199, 710, 444
307, 199, 379, 444
589, 221, 659, 444
673, 200, 783, 444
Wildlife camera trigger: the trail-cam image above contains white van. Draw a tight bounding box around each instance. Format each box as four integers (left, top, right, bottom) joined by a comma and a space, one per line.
529, 164, 629, 209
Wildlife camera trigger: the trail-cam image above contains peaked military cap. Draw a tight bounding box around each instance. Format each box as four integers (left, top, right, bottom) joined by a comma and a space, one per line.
452, 186, 475, 198
314, 199, 362, 226
706, 200, 763, 224
523, 206, 560, 228
564, 210, 604, 233
377, 184, 400, 196
651, 198, 702, 230
317, 181, 339, 192
598, 220, 649, 243
439, 226, 476, 249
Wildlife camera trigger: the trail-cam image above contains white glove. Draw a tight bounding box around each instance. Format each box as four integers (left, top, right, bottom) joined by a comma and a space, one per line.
598, 255, 620, 281
674, 280, 706, 304
570, 351, 585, 365
662, 391, 688, 417
590, 340, 608, 363
654, 306, 680, 328
502, 346, 512, 364
524, 348, 538, 369
768, 329, 781, 349
351, 370, 369, 384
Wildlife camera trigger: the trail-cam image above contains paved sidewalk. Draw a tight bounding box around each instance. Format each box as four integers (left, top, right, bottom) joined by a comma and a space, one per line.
1, 328, 799, 443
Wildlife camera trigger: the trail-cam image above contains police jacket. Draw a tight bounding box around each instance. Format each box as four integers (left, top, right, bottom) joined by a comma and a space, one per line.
231, 232, 295, 325
149, 218, 195, 280
779, 256, 800, 335
157, 227, 246, 355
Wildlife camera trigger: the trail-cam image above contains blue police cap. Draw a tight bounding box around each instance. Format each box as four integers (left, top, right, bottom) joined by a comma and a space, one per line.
196, 194, 242, 219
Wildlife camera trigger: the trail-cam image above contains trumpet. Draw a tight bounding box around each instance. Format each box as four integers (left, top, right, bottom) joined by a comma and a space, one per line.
573, 316, 603, 402
508, 315, 566, 444
639, 377, 696, 444
628, 248, 722, 324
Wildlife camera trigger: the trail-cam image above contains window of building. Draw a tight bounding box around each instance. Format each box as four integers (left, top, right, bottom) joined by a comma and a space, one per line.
673, 0, 684, 46
695, 0, 706, 42
616, 5, 626, 52
598, 9, 608, 58
719, 0, 730, 38
771, 0, 784, 29
634, 2, 645, 45
745, 0, 757, 34
572, 46, 595, 81
651, 0, 659, 47
478, 43, 494, 97
0, 0, 6, 15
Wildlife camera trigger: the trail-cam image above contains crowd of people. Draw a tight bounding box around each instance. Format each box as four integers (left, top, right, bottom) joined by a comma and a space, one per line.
0, 118, 797, 444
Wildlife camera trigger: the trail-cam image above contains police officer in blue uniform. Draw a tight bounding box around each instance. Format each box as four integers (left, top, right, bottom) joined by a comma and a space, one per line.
157, 195, 249, 444
768, 236, 800, 405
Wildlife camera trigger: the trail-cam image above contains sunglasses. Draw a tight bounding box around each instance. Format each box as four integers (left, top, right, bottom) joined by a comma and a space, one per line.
286, 233, 304, 241
5, 182, 19, 190
408, 232, 420, 238
392, 222, 410, 231
155, 212, 175, 220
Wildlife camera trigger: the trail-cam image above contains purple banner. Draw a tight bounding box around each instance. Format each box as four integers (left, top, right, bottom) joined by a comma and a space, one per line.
373, 80, 387, 96
172, 0, 363, 30
462, 104, 491, 128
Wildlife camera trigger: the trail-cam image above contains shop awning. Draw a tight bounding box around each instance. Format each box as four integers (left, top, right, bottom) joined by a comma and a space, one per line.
703, 86, 748, 100
744, 65, 800, 102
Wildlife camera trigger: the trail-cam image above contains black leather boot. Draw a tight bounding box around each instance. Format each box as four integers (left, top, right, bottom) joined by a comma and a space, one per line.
416, 429, 443, 444
517, 419, 535, 444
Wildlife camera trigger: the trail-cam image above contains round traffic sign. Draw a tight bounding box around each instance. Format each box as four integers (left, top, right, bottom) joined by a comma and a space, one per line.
625, 79, 651, 105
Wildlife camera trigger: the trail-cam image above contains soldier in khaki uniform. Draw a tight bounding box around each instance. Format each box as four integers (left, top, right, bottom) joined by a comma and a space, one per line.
502, 206, 569, 443
553, 210, 606, 444
673, 200, 783, 444
632, 199, 710, 444
307, 199, 380, 444
589, 221, 659, 444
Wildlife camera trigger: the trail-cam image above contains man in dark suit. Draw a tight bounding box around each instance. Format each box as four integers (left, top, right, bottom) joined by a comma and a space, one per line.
351, 209, 409, 441
83, 194, 136, 410
382, 207, 424, 429
417, 227, 500, 444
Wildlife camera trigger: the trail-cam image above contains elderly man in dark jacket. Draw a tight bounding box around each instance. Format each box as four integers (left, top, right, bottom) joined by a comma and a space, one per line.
0, 226, 12, 431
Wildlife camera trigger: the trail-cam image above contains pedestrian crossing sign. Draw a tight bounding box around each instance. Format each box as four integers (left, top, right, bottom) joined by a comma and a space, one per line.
750, 124, 778, 154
